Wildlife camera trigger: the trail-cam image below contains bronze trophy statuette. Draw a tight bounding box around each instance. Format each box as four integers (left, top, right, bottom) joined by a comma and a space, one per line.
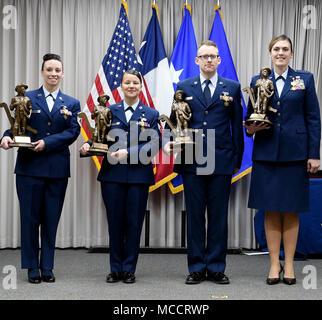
0, 83, 37, 147
78, 94, 114, 157
243, 67, 276, 128
159, 90, 196, 146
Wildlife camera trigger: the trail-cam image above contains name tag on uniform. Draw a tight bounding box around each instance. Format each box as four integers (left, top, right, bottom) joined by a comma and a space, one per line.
185, 96, 193, 101
32, 109, 41, 114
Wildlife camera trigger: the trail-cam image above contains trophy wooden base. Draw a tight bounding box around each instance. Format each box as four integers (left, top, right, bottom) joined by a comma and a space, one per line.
9, 136, 34, 148
245, 114, 273, 128
174, 135, 195, 147
80, 142, 109, 158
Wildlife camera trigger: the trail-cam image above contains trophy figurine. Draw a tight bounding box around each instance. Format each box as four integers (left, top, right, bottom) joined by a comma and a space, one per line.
243, 67, 276, 128
78, 94, 114, 156
159, 90, 196, 146
0, 83, 37, 147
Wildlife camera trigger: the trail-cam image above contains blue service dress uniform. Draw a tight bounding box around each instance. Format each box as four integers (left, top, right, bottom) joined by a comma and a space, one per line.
246, 67, 321, 212
2, 86, 80, 270
171, 75, 244, 274
98, 100, 160, 274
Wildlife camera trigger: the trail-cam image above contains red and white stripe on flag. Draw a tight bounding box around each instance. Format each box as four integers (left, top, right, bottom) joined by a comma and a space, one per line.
80, 1, 175, 192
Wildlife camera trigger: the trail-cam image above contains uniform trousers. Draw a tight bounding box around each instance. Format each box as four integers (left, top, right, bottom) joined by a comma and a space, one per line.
182, 172, 232, 274
101, 182, 149, 273
16, 174, 68, 270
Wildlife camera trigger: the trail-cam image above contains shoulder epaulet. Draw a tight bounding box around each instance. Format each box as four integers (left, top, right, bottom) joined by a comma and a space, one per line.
223, 77, 239, 86
110, 103, 122, 109
59, 93, 80, 103
295, 70, 310, 74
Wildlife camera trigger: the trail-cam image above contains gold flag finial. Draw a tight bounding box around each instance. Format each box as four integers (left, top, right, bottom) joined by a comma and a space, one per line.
214, 2, 223, 20
122, 0, 129, 19
183, 2, 192, 15
152, 1, 159, 20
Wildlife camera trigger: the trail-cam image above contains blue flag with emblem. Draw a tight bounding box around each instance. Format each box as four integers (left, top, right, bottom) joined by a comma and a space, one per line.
168, 4, 199, 194
209, 5, 253, 182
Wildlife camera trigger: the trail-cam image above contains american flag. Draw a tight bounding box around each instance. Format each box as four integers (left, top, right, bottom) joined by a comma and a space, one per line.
81, 1, 153, 170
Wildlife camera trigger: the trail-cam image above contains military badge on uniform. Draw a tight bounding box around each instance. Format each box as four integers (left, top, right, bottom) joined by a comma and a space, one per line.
291, 76, 305, 90
137, 117, 150, 131
220, 92, 233, 106
60, 106, 72, 119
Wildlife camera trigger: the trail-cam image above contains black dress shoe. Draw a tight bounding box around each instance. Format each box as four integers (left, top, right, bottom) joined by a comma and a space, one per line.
185, 272, 205, 285
207, 272, 230, 284
283, 277, 296, 285
266, 264, 283, 285
28, 268, 41, 284
123, 272, 136, 284
41, 275, 55, 283
41, 269, 55, 283
266, 277, 280, 285
28, 276, 42, 284
106, 272, 123, 283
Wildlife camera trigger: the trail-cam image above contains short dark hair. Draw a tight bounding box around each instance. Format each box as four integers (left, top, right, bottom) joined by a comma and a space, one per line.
121, 69, 142, 84
269, 35, 293, 53
41, 53, 63, 70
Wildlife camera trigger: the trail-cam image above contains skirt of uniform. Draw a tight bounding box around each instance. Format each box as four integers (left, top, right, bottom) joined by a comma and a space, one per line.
248, 160, 310, 212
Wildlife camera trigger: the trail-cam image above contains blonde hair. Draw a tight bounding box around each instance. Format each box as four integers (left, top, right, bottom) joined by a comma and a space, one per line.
197, 40, 218, 56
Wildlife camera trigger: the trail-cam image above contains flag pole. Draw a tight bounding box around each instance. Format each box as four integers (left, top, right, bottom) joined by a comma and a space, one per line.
183, 1, 192, 15
214, 0, 223, 20
152, 0, 159, 20
122, 0, 129, 19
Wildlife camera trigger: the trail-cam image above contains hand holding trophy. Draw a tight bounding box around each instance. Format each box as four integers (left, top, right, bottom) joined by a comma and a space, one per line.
243, 67, 276, 129
78, 94, 114, 157
0, 83, 37, 148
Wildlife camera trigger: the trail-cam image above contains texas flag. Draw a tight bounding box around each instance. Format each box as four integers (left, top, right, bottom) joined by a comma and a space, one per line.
137, 4, 176, 192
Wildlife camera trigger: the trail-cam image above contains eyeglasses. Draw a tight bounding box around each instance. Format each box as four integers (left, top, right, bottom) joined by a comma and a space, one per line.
198, 55, 219, 61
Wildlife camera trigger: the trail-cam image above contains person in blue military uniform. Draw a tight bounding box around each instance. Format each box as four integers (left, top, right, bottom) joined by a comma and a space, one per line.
80, 69, 160, 284
1, 53, 80, 284
164, 40, 244, 285
244, 35, 321, 285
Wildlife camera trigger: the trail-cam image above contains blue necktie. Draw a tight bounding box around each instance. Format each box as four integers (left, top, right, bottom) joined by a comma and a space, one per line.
203, 79, 211, 105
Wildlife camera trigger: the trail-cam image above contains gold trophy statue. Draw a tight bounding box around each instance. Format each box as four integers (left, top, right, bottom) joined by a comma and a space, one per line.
159, 90, 196, 146
78, 94, 114, 156
0, 83, 37, 147
243, 67, 276, 128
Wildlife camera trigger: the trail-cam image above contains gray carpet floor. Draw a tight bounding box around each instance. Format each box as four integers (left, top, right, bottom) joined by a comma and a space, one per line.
0, 249, 321, 300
